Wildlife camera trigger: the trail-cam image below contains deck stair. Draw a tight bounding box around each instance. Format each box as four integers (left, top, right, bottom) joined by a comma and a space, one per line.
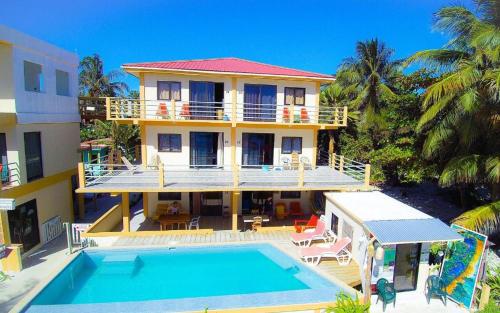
99, 254, 140, 275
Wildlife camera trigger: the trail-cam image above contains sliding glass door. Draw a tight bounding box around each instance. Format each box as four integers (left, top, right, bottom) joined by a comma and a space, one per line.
243, 84, 277, 122
393, 243, 421, 291
190, 132, 223, 168
189, 81, 224, 120
242, 133, 274, 166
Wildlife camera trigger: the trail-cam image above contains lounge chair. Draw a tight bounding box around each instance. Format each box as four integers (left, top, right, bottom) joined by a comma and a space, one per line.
121, 156, 139, 173
281, 156, 290, 170
291, 152, 299, 170
300, 156, 312, 170
294, 214, 319, 233
426, 275, 448, 306
252, 216, 262, 232
290, 220, 326, 246
300, 237, 352, 266
188, 216, 201, 230
376, 278, 396, 311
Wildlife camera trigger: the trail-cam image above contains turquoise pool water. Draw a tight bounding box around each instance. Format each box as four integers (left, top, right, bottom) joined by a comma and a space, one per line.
25, 244, 346, 313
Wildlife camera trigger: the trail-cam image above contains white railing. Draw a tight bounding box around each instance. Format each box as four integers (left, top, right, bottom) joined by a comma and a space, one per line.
1, 162, 20, 189
105, 97, 347, 126
71, 223, 92, 245
78, 157, 370, 190
41, 216, 63, 244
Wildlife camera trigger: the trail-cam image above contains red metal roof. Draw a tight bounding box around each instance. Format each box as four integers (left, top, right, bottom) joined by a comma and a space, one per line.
122, 57, 334, 79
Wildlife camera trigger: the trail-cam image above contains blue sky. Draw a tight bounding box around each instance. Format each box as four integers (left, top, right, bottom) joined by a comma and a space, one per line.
1, 0, 473, 91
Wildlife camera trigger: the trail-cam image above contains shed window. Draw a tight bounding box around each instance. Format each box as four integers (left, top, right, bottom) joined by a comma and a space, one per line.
158, 134, 181, 152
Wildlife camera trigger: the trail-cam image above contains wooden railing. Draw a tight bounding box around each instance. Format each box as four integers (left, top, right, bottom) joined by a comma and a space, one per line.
101, 97, 348, 127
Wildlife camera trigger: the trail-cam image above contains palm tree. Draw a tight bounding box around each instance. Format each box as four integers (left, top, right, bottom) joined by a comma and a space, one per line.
79, 54, 129, 97
94, 120, 138, 161
336, 39, 400, 127
406, 0, 500, 235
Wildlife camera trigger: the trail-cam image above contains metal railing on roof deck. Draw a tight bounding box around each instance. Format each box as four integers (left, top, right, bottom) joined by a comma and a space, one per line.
78, 158, 370, 190
105, 97, 348, 126
1, 162, 20, 189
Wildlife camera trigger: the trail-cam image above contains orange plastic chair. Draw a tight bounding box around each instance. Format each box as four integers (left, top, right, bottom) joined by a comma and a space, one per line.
289, 201, 304, 217
180, 103, 190, 119
156, 103, 169, 118
300, 108, 309, 122
294, 214, 319, 233
283, 107, 290, 122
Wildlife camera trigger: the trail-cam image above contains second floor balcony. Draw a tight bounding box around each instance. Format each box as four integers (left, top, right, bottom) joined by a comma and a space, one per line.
96, 98, 347, 128
1, 162, 20, 191
77, 155, 370, 193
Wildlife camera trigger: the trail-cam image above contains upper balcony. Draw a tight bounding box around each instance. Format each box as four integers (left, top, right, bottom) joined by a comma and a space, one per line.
98, 98, 347, 128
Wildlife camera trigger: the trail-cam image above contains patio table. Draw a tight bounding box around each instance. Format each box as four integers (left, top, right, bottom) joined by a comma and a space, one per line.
159, 214, 191, 230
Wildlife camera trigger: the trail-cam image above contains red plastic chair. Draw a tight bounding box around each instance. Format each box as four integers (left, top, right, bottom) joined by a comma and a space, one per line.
289, 201, 304, 217
300, 108, 309, 122
294, 214, 319, 233
156, 103, 169, 118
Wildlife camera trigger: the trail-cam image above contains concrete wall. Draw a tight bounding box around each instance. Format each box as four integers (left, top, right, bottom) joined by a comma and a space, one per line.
0, 42, 15, 112
144, 125, 314, 168
0, 25, 79, 123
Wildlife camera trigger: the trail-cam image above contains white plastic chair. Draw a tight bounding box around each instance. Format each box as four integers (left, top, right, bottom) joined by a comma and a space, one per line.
188, 216, 201, 230
281, 156, 290, 170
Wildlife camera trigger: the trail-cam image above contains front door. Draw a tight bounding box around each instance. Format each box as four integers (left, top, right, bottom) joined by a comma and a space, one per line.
8, 199, 40, 252
242, 133, 274, 166
190, 132, 223, 168
393, 243, 421, 291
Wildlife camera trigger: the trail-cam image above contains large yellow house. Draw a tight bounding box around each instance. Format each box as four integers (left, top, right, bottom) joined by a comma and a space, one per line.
77, 57, 370, 232
0, 25, 80, 268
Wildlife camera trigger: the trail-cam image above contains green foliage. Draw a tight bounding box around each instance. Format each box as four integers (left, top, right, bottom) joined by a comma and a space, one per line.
326, 293, 369, 313
477, 301, 500, 313
485, 265, 500, 306
79, 54, 129, 97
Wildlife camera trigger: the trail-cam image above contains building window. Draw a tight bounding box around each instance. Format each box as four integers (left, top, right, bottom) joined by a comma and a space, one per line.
331, 213, 339, 235
282, 137, 302, 154
158, 134, 181, 152
24, 61, 44, 92
158, 192, 182, 201
284, 87, 305, 106
24, 132, 43, 181
281, 191, 301, 199
56, 70, 70, 96
157, 81, 181, 100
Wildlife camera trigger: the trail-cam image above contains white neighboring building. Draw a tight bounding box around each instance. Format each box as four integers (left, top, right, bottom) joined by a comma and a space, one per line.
0, 25, 80, 266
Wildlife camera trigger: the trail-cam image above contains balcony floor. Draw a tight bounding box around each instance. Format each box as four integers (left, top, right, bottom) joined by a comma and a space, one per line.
83, 167, 364, 192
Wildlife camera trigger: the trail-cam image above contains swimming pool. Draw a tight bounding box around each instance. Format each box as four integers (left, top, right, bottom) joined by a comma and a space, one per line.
24, 244, 350, 312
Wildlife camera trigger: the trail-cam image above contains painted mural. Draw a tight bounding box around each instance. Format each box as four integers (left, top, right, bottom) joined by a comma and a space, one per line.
440, 224, 487, 309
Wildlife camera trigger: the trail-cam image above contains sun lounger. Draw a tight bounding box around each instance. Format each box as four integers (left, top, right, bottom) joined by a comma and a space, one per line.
121, 156, 140, 173
300, 237, 352, 266
290, 220, 326, 246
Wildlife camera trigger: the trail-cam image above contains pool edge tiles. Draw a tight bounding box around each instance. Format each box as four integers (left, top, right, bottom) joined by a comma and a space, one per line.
23, 243, 351, 313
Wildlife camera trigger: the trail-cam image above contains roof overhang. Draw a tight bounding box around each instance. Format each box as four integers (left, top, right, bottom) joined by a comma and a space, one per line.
364, 218, 463, 245
122, 66, 336, 83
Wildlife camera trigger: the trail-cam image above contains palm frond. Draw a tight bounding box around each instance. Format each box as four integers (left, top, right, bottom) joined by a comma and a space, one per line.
452, 200, 500, 235
439, 154, 482, 186
485, 155, 500, 183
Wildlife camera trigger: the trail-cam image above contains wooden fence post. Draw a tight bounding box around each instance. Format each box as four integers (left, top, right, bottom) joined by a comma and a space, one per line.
364, 164, 371, 187
78, 162, 86, 188
343, 106, 348, 126
339, 155, 345, 174
106, 97, 111, 119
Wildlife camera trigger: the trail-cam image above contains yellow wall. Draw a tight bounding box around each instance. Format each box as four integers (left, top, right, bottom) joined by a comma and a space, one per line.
0, 42, 15, 112
86, 204, 122, 233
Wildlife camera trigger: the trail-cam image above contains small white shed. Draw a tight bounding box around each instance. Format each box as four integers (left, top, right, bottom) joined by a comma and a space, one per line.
324, 191, 462, 293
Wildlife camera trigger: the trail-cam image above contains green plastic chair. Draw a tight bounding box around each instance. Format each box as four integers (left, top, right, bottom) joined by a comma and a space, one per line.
376, 278, 396, 312
426, 275, 448, 306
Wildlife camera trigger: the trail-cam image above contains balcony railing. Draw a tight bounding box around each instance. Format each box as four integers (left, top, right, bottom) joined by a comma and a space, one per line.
102, 97, 347, 126
77, 157, 370, 192
1, 162, 20, 190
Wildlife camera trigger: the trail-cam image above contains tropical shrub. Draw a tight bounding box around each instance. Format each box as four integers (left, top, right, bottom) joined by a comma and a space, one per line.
326, 293, 370, 313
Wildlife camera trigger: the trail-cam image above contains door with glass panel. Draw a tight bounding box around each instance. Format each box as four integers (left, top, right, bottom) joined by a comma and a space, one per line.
241, 133, 274, 167
393, 243, 421, 291
8, 199, 40, 252
189, 81, 224, 120
243, 84, 277, 122
190, 132, 223, 168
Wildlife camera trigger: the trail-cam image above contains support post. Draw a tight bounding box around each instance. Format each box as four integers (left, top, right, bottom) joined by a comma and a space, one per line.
290, 102, 295, 124
171, 99, 176, 120
0, 211, 11, 245
122, 193, 130, 232
77, 162, 85, 188
140, 124, 147, 166
158, 162, 164, 188
134, 145, 140, 161
343, 106, 348, 126
334, 107, 339, 125
364, 164, 371, 187
298, 163, 304, 187
106, 97, 111, 119
233, 165, 239, 188
363, 238, 376, 304
231, 77, 237, 123
330, 153, 336, 168
311, 128, 318, 168
339, 155, 345, 174
78, 193, 85, 219
139, 73, 145, 119
231, 127, 236, 167
232, 191, 240, 232
64, 222, 73, 254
